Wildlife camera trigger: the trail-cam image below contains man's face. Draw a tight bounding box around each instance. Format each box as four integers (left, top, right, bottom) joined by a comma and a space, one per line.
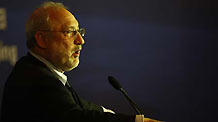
45, 8, 85, 72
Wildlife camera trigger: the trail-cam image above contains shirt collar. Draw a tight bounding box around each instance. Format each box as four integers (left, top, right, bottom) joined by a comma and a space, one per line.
29, 51, 67, 86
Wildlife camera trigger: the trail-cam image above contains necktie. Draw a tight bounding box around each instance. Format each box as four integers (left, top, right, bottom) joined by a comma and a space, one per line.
65, 81, 84, 109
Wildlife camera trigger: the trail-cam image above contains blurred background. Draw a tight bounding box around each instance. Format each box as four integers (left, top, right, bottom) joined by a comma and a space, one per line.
0, 0, 217, 122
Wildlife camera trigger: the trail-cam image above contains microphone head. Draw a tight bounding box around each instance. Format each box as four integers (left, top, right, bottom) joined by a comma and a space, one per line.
108, 76, 122, 90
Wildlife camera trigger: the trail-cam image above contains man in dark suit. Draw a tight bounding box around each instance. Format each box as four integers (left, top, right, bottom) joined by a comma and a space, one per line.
1, 1, 161, 122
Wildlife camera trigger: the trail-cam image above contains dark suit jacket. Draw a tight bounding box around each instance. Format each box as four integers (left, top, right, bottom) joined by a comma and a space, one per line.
1, 53, 135, 122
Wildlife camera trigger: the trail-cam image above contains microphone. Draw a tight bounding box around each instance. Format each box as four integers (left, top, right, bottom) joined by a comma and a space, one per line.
108, 76, 143, 115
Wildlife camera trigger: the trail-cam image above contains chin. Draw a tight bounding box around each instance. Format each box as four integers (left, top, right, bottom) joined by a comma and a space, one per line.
64, 60, 80, 71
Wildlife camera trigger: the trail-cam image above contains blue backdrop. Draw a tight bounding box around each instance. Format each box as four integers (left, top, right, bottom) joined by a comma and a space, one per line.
0, 0, 217, 122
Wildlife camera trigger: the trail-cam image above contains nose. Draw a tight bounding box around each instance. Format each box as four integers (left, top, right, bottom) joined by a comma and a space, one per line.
74, 33, 85, 45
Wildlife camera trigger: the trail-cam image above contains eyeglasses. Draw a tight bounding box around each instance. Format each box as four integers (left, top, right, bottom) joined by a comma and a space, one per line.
39, 28, 85, 38
63, 28, 85, 37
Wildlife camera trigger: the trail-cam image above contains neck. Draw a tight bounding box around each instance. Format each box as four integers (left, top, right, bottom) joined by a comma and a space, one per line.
30, 49, 65, 73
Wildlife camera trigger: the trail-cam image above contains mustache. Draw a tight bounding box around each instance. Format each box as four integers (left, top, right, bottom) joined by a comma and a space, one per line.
73, 46, 82, 52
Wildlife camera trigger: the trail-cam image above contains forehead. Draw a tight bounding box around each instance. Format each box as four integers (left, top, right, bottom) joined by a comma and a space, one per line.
50, 8, 79, 30
62, 19, 79, 30
62, 11, 79, 29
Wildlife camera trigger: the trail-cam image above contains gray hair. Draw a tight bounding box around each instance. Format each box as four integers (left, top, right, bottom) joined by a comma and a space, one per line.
25, 1, 67, 49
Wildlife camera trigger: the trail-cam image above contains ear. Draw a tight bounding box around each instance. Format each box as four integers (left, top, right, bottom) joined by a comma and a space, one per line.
35, 31, 47, 48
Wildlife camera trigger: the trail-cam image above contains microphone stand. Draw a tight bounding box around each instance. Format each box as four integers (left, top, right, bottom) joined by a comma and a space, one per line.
120, 88, 143, 115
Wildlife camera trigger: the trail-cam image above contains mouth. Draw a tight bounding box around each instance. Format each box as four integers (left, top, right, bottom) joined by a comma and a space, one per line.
72, 49, 81, 58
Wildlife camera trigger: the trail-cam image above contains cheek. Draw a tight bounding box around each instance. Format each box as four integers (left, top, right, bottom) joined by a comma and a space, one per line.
61, 40, 75, 55
49, 35, 75, 56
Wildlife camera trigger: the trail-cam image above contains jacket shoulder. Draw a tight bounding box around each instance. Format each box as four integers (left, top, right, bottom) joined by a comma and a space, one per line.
6, 54, 59, 86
